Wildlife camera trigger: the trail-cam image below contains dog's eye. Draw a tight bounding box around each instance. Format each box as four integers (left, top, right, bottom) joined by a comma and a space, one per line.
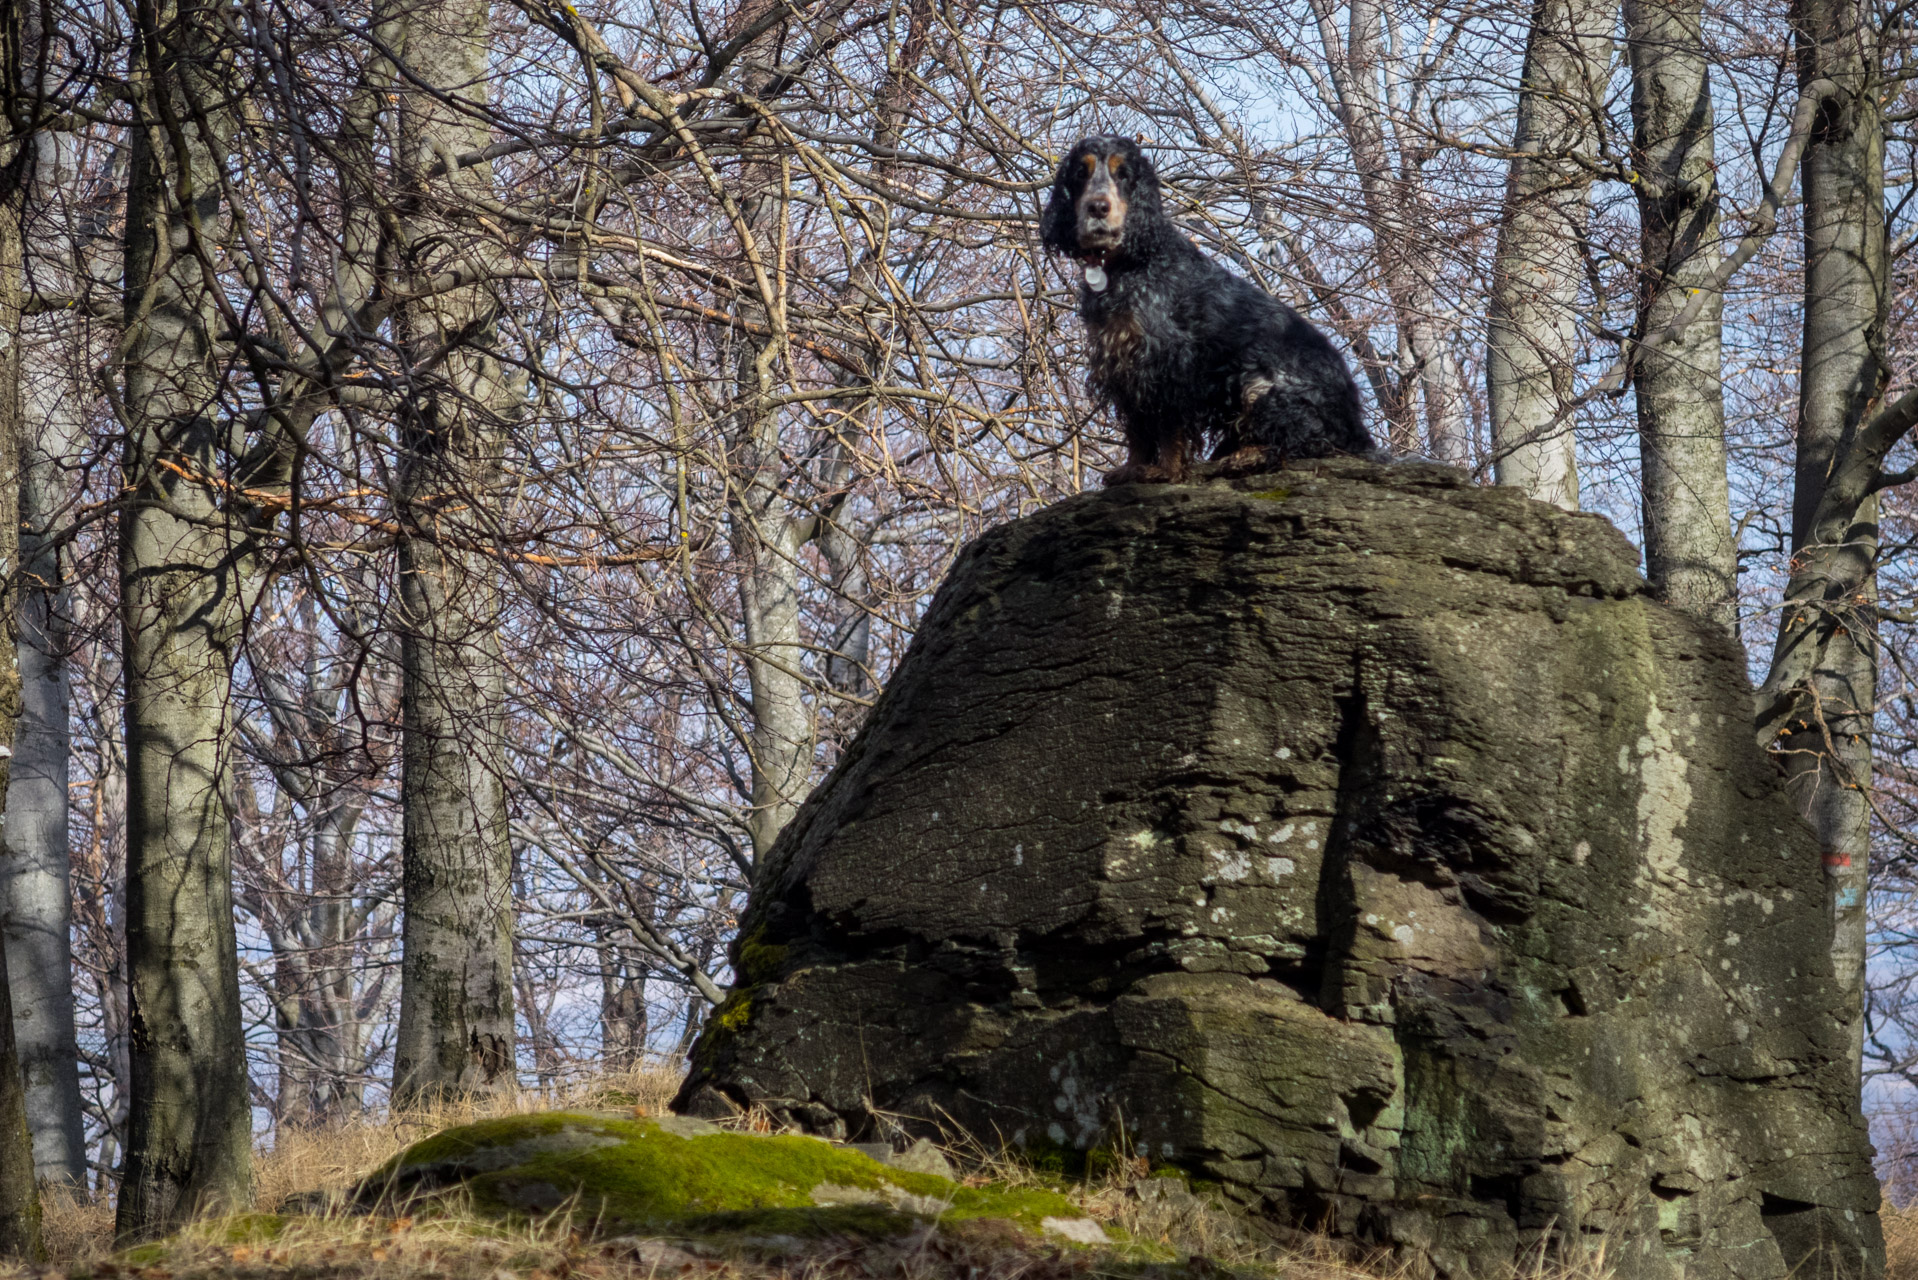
1108, 155, 1124, 174
1082, 154, 1097, 173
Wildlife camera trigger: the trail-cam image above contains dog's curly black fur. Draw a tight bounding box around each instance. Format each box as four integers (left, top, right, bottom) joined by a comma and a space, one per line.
1042, 135, 1372, 485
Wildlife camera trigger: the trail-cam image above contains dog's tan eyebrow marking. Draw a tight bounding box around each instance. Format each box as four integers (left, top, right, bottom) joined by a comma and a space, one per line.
1082, 153, 1097, 173
1108, 155, 1124, 173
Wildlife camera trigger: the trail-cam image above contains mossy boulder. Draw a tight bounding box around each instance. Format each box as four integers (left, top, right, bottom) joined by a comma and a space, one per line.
678, 460, 1882, 1280
356, 1112, 1099, 1242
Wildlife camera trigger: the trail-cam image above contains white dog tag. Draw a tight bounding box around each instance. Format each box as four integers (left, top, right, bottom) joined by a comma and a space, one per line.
1084, 264, 1108, 292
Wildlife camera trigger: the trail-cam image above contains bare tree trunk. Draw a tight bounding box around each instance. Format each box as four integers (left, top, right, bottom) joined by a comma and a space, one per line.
592, 890, 647, 1071
1627, 0, 1737, 633
0, 5, 51, 1248
593, 923, 646, 1071
1298, 0, 1474, 460
10, 363, 85, 1193
264, 791, 369, 1131
5, 104, 86, 1191
271, 958, 309, 1131
70, 639, 129, 1195
260, 662, 374, 1126
1761, 0, 1886, 1079
112, 0, 253, 1236
818, 508, 871, 700
1486, 0, 1615, 507
11, 324, 86, 1196
601, 968, 647, 1072
302, 794, 366, 1122
729, 404, 814, 864
727, 139, 814, 865
390, 0, 518, 1107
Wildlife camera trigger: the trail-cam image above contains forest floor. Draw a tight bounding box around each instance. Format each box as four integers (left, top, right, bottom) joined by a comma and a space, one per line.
13, 1070, 1916, 1280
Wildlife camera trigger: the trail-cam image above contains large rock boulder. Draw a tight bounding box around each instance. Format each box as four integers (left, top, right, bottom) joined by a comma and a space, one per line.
676, 461, 1882, 1280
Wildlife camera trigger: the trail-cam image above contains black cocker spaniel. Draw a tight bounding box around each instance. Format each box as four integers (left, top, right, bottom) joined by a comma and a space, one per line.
1041, 135, 1373, 486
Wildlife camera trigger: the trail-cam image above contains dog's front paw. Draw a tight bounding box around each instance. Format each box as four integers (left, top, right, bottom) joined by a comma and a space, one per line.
1103, 461, 1182, 486
1210, 444, 1282, 477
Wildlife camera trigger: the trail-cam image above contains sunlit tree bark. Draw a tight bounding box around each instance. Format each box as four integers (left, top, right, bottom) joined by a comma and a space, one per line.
7, 56, 86, 1191
390, 0, 519, 1106
0, 0, 53, 1250
112, 0, 252, 1235
729, 285, 815, 863
724, 26, 827, 865
1627, 0, 1737, 634
1758, 0, 1887, 1079
1487, 0, 1615, 507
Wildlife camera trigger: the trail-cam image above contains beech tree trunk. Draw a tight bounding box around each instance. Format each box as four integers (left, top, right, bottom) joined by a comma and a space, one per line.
10, 321, 87, 1197
597, 940, 647, 1073
1627, 0, 1737, 634
729, 412, 814, 862
726, 127, 814, 865
0, 2, 51, 1249
389, 0, 518, 1107
113, 0, 255, 1235
1300, 0, 1475, 461
7, 106, 89, 1194
1762, 0, 1886, 1079
1487, 0, 1615, 507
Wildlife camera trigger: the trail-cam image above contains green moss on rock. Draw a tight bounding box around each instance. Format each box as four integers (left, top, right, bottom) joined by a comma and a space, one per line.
735, 927, 790, 986
358, 1112, 1089, 1241
689, 992, 756, 1077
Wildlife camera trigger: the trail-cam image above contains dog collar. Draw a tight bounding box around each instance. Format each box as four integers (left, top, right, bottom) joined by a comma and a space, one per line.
1084, 264, 1108, 292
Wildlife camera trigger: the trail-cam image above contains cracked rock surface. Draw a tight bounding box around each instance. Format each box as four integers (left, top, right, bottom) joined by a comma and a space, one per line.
675, 460, 1882, 1280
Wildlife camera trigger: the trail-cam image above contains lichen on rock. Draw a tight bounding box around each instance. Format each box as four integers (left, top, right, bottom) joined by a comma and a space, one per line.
676, 459, 1884, 1280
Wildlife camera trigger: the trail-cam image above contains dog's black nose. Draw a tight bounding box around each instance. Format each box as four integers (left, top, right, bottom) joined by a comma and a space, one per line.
1086, 196, 1111, 219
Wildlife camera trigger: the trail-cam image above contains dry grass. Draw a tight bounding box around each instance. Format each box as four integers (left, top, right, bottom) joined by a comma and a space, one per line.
13, 1072, 1616, 1280
1079, 1175, 1259, 1267
81, 1212, 1153, 1280
37, 1065, 687, 1270
249, 1065, 685, 1214
1885, 1202, 1918, 1280
42, 1190, 112, 1268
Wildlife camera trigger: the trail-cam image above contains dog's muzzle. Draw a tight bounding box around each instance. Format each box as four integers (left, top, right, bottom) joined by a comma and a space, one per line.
1075, 166, 1127, 259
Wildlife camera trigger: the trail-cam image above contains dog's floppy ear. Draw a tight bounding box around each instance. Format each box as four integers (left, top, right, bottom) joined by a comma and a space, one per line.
1115, 139, 1163, 212
1040, 152, 1079, 256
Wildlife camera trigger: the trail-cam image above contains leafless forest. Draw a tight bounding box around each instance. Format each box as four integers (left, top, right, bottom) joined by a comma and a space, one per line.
0, 0, 1913, 1246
